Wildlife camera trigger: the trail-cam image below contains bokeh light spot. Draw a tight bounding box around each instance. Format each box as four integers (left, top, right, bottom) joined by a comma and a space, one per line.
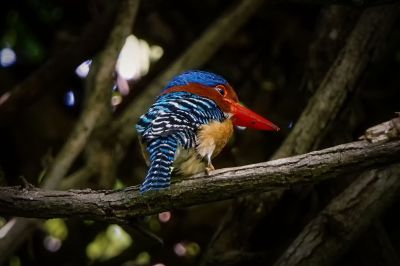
0, 48, 17, 67
64, 90, 75, 107
0, 92, 11, 106
158, 211, 171, 223
173, 242, 187, 257
135, 252, 151, 265
116, 35, 163, 82
43, 235, 62, 252
75, 59, 92, 78
186, 242, 201, 256
111, 93, 123, 107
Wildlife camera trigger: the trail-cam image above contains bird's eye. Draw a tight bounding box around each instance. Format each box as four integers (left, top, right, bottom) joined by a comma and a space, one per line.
215, 86, 225, 96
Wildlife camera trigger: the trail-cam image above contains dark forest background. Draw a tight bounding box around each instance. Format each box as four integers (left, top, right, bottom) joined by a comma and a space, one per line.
0, 0, 400, 266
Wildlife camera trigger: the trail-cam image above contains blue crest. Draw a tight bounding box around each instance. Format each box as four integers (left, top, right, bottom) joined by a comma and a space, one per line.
162, 70, 228, 92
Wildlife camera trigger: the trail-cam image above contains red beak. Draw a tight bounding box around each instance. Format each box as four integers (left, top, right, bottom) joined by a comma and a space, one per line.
229, 101, 280, 131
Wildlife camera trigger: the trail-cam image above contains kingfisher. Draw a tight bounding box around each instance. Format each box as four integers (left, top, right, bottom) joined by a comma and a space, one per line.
136, 70, 279, 193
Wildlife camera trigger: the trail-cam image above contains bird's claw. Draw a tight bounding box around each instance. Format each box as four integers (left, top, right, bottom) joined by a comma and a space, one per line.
205, 164, 215, 175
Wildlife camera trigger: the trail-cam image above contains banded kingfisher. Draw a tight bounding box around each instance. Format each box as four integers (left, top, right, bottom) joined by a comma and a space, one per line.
136, 70, 279, 193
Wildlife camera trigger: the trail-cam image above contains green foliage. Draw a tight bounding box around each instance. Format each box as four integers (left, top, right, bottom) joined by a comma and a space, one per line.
148, 216, 161, 232
43, 218, 68, 240
134, 252, 151, 265
86, 225, 132, 261
186, 242, 201, 257
113, 179, 126, 190
1, 10, 47, 63
9, 256, 21, 266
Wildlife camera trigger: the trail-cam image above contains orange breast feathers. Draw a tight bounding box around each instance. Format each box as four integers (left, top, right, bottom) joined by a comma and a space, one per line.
196, 119, 234, 160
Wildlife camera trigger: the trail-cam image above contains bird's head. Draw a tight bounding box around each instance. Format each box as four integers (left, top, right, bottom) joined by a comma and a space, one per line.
161, 70, 280, 131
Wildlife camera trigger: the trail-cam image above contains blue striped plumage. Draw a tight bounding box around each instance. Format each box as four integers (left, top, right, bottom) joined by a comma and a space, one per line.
136, 91, 226, 193
140, 137, 178, 191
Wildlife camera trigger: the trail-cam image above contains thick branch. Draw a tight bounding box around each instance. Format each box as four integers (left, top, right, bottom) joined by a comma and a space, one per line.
274, 163, 400, 266
0, 139, 399, 223
42, 0, 140, 190
202, 4, 400, 264
0, 1, 140, 263
274, 3, 400, 157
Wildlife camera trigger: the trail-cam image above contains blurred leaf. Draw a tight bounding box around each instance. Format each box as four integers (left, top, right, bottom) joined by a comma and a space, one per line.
186, 242, 201, 257
43, 218, 68, 240
9, 256, 21, 266
134, 252, 151, 265
1, 10, 45, 63
113, 179, 126, 189
148, 217, 161, 232
86, 225, 132, 261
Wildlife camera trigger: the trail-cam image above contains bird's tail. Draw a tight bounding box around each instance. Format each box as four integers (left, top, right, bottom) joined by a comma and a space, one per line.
140, 137, 178, 193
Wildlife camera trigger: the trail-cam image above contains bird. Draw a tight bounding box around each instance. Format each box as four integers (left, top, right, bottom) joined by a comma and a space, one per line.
136, 70, 279, 193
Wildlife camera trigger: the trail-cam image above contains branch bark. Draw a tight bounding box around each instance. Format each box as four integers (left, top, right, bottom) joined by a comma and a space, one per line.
275, 4, 400, 157
0, 138, 399, 223
109, 0, 266, 158
274, 163, 400, 266
0, 1, 140, 263
202, 4, 400, 264
42, 0, 140, 190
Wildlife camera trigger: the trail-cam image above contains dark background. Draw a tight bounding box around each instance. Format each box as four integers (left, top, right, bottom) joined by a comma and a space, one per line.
0, 0, 399, 265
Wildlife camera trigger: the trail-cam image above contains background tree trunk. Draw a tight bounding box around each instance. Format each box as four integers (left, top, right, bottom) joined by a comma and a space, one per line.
0, 0, 399, 265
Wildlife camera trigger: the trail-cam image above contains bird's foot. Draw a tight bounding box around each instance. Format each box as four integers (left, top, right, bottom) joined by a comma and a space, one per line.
205, 163, 215, 175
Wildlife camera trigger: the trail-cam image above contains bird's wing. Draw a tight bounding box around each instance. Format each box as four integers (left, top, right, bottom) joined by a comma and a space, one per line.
140, 136, 178, 193
137, 96, 225, 143
136, 95, 226, 193
142, 111, 198, 139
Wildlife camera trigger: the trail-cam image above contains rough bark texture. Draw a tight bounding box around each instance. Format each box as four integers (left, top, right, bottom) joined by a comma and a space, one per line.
1, 1, 400, 265
0, 1, 140, 263
0, 138, 399, 223
42, 0, 140, 190
341, 223, 400, 266
274, 163, 400, 266
275, 4, 399, 157
202, 4, 400, 264
0, 0, 267, 262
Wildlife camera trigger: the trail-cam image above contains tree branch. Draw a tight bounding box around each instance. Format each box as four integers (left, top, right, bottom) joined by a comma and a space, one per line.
274, 163, 400, 266
0, 3, 119, 123
0, 1, 140, 263
0, 138, 399, 223
42, 0, 140, 190
202, 4, 400, 264
274, 3, 400, 158
109, 0, 266, 158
